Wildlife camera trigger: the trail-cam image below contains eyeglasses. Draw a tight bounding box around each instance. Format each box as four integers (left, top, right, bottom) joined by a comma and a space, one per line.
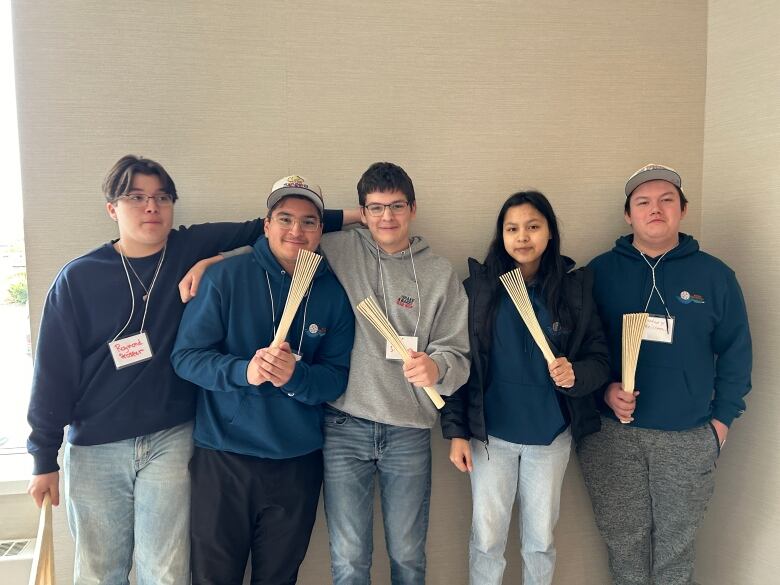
362, 201, 410, 217
115, 193, 174, 207
270, 215, 321, 232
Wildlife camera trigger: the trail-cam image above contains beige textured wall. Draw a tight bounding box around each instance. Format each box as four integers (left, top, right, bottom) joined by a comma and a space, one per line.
695, 1, 780, 583
11, 1, 708, 583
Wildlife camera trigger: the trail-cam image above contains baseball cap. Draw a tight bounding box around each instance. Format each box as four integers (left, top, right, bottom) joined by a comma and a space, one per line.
267, 175, 324, 214
625, 164, 682, 197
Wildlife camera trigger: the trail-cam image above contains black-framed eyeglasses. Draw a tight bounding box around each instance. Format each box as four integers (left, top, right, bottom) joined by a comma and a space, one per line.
270, 214, 321, 232
362, 201, 410, 217
115, 193, 174, 207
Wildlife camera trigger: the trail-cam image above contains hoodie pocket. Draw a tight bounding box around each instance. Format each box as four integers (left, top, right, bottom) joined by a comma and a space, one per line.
227, 394, 248, 425
633, 363, 695, 425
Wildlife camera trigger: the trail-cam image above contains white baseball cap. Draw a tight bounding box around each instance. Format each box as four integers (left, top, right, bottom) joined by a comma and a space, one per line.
267, 175, 324, 214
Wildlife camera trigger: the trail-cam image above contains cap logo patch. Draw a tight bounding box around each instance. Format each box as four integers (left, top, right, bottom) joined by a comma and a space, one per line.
284, 175, 309, 189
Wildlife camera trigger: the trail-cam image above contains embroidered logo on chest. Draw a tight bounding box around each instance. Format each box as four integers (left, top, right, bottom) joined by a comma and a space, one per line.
305, 323, 328, 337
677, 290, 706, 304
396, 295, 416, 309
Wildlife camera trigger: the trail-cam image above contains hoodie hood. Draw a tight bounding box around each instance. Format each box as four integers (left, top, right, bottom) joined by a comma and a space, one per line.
610, 233, 699, 314
613, 232, 699, 261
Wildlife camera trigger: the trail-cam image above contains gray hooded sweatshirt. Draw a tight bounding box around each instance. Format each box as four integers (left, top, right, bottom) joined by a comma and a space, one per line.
319, 228, 470, 429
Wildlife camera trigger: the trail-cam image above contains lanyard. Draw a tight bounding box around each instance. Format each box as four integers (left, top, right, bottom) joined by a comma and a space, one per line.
376, 240, 422, 337
112, 244, 166, 342
639, 250, 673, 333
265, 270, 311, 357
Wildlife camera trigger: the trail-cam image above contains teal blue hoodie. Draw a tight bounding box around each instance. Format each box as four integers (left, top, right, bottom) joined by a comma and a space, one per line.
171, 236, 354, 459
588, 234, 751, 430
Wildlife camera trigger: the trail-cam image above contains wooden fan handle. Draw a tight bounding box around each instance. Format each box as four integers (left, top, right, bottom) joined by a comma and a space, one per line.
422, 386, 445, 409
270, 331, 285, 349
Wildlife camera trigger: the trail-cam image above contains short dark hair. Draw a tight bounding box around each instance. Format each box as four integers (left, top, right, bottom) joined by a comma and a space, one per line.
102, 155, 178, 203
357, 162, 416, 206
624, 185, 688, 215
266, 194, 323, 220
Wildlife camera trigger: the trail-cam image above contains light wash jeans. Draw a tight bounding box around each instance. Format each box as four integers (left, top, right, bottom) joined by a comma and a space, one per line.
64, 422, 193, 585
322, 406, 431, 585
469, 429, 571, 585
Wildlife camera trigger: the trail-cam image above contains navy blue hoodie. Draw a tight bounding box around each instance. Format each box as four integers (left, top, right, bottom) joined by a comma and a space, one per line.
171, 236, 354, 459
588, 233, 752, 430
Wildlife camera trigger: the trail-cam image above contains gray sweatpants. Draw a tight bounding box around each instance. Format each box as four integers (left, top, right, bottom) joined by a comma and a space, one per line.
577, 416, 719, 585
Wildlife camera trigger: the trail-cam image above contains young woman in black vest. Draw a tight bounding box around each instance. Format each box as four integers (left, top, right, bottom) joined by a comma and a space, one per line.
440, 191, 610, 585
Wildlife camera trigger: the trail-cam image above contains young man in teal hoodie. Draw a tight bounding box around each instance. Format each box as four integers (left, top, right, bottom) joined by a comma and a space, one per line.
171, 176, 355, 584
578, 164, 752, 585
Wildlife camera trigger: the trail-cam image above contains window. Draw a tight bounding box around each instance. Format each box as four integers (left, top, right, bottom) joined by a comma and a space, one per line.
0, 2, 31, 454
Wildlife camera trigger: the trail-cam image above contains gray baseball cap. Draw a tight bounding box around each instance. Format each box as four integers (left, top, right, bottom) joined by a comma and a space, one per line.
625, 163, 682, 197
267, 175, 324, 214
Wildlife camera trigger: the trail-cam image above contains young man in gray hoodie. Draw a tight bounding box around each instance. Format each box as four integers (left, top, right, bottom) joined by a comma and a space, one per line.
319, 162, 470, 585
180, 162, 470, 584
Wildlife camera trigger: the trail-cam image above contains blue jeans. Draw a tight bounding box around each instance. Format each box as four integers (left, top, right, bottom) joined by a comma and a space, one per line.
64, 422, 193, 585
322, 406, 431, 585
469, 429, 571, 585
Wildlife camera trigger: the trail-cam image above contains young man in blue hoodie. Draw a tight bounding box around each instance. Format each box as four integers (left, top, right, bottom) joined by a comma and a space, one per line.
578, 164, 752, 585
171, 176, 355, 585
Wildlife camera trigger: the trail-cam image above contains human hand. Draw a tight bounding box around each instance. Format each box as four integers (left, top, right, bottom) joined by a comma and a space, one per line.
711, 418, 729, 447
403, 351, 440, 387
179, 256, 223, 302
604, 382, 639, 423
28, 471, 60, 507
449, 438, 473, 473
549, 357, 575, 389
252, 342, 297, 388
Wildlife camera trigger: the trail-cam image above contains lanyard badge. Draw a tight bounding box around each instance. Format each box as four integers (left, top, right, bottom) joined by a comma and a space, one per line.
386, 336, 419, 360
642, 314, 675, 344
108, 331, 154, 369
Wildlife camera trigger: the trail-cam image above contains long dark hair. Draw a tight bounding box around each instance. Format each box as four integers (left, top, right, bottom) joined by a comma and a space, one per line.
484, 191, 571, 329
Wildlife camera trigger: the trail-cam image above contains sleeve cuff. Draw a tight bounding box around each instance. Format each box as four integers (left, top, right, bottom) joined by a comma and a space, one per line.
429, 354, 449, 385
229, 359, 253, 387
711, 405, 739, 428
323, 209, 344, 233
32, 452, 60, 475
281, 361, 308, 396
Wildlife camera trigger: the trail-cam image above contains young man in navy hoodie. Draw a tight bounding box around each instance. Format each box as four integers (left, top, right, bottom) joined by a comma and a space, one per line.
171, 176, 355, 585
578, 164, 752, 585
26, 155, 272, 584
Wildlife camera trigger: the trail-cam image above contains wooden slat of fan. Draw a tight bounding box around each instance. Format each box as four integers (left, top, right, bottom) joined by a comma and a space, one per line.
619, 312, 649, 424
29, 493, 55, 585
271, 249, 322, 348
499, 269, 556, 364
356, 297, 445, 409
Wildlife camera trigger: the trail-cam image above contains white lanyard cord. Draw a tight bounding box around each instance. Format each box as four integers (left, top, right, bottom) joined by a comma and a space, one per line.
112, 244, 166, 341
639, 250, 672, 319
376, 240, 422, 337
265, 269, 310, 356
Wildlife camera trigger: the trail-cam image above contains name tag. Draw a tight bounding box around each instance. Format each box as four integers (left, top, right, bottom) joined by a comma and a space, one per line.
108, 332, 153, 369
294, 353, 302, 362
386, 336, 419, 360
642, 314, 675, 344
